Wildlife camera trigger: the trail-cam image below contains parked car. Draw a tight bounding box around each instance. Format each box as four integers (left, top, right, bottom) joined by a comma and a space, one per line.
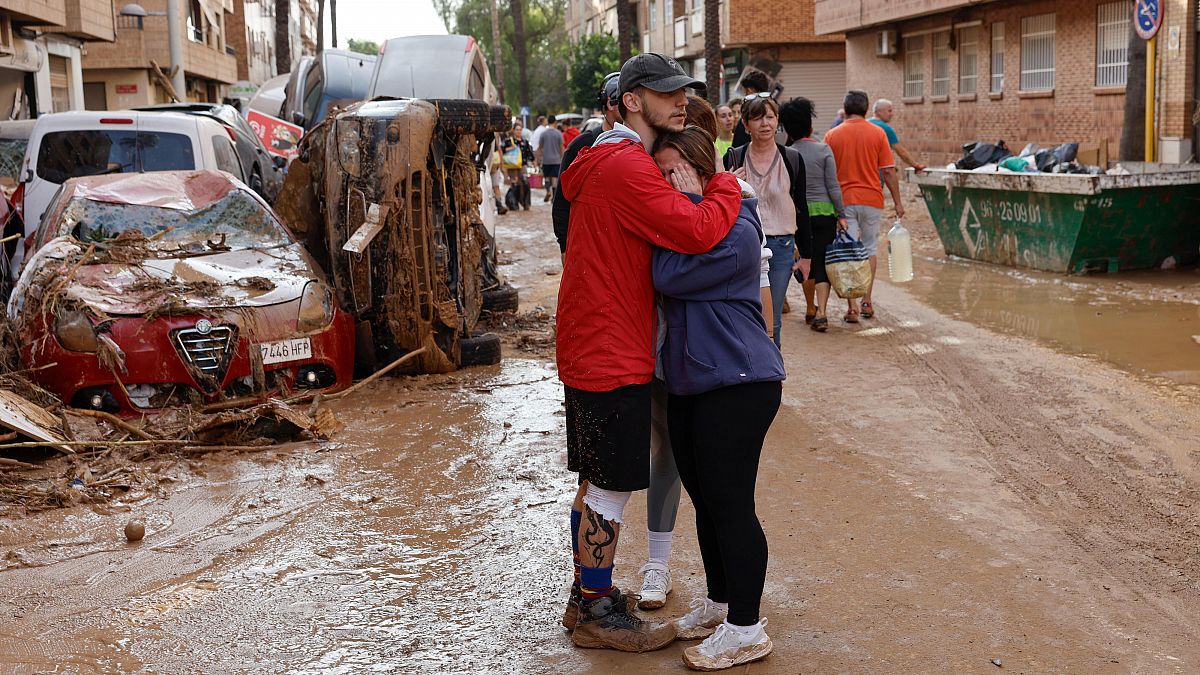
279, 96, 510, 374
135, 102, 286, 202
282, 50, 377, 130
246, 72, 289, 119
6, 170, 355, 415
368, 35, 497, 103
11, 110, 252, 279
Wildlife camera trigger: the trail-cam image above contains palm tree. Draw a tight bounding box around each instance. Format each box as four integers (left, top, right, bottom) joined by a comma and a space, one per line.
316, 0, 324, 51
616, 0, 633, 61
704, 0, 721, 105
330, 0, 338, 48
275, 0, 290, 74
509, 0, 530, 108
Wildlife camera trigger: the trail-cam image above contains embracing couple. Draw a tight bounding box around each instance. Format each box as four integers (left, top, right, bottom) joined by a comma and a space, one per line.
555, 53, 785, 671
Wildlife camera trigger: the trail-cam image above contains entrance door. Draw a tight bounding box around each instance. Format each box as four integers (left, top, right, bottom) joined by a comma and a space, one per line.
83, 82, 107, 111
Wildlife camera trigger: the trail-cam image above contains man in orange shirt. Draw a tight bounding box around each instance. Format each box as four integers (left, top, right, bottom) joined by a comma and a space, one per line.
823, 89, 904, 322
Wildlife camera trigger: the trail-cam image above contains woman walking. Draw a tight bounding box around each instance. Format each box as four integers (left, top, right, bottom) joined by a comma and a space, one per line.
500, 120, 532, 210
780, 97, 846, 332
715, 104, 735, 160
725, 95, 811, 347
650, 125, 784, 671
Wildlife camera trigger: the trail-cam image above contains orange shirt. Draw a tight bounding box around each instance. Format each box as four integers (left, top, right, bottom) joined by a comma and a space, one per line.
823, 118, 894, 209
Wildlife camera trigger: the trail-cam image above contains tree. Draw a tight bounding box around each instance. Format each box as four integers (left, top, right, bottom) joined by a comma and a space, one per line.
616, 0, 634, 61
1119, 31, 1147, 161
330, 0, 338, 48
509, 0, 530, 107
275, 0, 290, 74
317, 0, 325, 51
703, 0, 721, 105
569, 34, 622, 110
347, 38, 380, 56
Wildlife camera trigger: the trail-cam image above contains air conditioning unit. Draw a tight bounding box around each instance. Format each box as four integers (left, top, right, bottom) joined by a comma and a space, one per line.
876, 29, 897, 58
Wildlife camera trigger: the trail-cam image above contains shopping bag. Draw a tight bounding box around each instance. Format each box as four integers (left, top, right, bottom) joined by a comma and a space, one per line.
825, 231, 872, 299
502, 145, 522, 169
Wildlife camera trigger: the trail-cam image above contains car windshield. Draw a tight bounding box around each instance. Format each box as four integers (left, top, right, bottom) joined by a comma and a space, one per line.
62, 189, 291, 252
0, 138, 26, 182
36, 130, 195, 184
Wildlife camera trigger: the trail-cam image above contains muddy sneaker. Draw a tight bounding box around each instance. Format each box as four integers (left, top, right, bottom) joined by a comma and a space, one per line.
571, 588, 677, 652
674, 597, 727, 640
637, 561, 672, 610
682, 619, 772, 671
561, 586, 581, 631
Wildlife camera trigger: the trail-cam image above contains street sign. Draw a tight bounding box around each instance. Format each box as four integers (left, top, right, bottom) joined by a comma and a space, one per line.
519, 106, 530, 116
1135, 0, 1162, 40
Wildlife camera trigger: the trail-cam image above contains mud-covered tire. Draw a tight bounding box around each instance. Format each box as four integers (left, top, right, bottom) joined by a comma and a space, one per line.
430, 99, 511, 136
482, 284, 519, 313
459, 331, 502, 367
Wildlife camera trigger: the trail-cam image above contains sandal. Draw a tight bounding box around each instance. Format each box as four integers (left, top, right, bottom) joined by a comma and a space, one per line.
811, 316, 828, 332
860, 300, 875, 318
843, 309, 860, 324
804, 312, 816, 325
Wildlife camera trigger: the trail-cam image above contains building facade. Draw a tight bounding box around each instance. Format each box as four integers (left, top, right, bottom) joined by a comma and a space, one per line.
815, 0, 1195, 164
0, 0, 115, 117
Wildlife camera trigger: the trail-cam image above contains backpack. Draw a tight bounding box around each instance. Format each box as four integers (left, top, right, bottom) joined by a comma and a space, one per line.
725, 143, 803, 188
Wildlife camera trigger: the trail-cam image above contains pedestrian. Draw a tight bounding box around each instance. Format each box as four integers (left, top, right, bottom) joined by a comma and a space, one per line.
501, 120, 532, 211
553, 72, 620, 258
537, 114, 565, 202
530, 114, 547, 148
830, 108, 845, 130
563, 119, 581, 146
728, 96, 743, 122
557, 52, 743, 653
715, 104, 735, 160
650, 124, 785, 670
685, 94, 721, 168
780, 97, 846, 333
731, 69, 769, 146
724, 94, 811, 347
488, 142, 508, 215
869, 99, 926, 176
823, 90, 904, 322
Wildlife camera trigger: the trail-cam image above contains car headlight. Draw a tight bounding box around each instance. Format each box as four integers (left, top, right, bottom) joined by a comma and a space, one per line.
55, 309, 99, 352
297, 282, 334, 332
336, 118, 362, 177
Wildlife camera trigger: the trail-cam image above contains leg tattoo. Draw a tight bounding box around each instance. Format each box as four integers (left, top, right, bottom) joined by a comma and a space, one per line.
583, 506, 617, 567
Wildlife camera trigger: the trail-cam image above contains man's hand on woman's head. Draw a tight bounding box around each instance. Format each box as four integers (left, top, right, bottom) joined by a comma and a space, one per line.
668, 162, 704, 194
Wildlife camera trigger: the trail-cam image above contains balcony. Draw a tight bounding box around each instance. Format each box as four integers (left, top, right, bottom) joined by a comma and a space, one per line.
815, 0, 1001, 35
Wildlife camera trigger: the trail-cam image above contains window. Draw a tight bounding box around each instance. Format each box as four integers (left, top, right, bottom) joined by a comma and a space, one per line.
991, 22, 1005, 92
212, 136, 243, 181
1020, 13, 1055, 91
903, 36, 925, 98
959, 26, 979, 95
36, 131, 195, 184
650, 0, 657, 29
1096, 2, 1129, 87
932, 32, 950, 96
585, 18, 593, 35
49, 55, 70, 113
665, 0, 672, 24
187, 0, 203, 42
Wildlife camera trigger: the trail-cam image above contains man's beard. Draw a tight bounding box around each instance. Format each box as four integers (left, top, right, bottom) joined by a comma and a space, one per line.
644, 103, 683, 134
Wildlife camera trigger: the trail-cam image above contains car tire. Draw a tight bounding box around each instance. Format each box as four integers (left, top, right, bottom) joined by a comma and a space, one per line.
482, 283, 519, 313
430, 99, 511, 136
459, 331, 502, 367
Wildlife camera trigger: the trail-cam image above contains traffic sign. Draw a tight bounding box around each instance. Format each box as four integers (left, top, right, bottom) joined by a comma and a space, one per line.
519, 106, 530, 116
1135, 0, 1162, 40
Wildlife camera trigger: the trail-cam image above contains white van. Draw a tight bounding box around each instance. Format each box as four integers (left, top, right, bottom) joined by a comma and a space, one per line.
11, 110, 247, 278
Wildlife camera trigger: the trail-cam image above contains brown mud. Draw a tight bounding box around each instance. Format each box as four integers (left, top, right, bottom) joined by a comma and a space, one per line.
2, 198, 1200, 672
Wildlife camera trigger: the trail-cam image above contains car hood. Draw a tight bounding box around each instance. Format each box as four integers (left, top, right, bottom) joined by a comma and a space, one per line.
17, 238, 316, 317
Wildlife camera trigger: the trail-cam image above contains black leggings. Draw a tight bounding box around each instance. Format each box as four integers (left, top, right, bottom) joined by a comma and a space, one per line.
808, 214, 838, 284
668, 380, 782, 626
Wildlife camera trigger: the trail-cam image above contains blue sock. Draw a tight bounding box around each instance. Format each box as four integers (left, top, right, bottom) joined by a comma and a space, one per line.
570, 509, 582, 588
579, 565, 614, 601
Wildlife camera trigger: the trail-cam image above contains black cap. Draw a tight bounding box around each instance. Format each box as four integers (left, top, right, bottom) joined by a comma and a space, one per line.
597, 71, 621, 108
619, 53, 706, 96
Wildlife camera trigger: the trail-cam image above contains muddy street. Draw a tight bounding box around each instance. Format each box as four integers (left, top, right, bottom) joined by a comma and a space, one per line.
3, 197, 1200, 673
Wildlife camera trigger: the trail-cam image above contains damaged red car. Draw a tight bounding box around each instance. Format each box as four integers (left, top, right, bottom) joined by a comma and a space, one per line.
5, 170, 354, 415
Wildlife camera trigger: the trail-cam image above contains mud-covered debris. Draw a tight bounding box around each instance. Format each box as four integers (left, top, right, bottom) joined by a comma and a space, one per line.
235, 276, 276, 292
124, 521, 145, 542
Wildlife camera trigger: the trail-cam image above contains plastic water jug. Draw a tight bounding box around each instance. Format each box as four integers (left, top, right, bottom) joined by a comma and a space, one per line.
887, 219, 914, 283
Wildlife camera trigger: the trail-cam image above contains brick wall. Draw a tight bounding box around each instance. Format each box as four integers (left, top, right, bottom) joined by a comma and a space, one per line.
840, 0, 1166, 166
729, 0, 843, 45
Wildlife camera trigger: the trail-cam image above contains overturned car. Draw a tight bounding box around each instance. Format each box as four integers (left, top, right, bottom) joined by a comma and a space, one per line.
6, 170, 354, 415
277, 96, 514, 374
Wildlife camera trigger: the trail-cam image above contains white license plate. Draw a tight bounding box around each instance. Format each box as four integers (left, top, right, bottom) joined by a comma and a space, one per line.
258, 338, 312, 365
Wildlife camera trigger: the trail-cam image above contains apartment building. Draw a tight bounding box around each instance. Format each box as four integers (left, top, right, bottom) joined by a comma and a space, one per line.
815, 0, 1195, 164
0, 0, 115, 117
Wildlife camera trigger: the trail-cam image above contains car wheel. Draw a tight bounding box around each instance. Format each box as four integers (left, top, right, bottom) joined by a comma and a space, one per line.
459, 331, 502, 367
482, 283, 519, 313
429, 99, 511, 136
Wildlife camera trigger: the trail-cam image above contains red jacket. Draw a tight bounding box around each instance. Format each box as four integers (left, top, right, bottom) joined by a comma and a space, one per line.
557, 136, 742, 392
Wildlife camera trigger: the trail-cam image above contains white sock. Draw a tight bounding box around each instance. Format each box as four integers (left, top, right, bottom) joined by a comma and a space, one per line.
724, 620, 762, 637
646, 529, 674, 564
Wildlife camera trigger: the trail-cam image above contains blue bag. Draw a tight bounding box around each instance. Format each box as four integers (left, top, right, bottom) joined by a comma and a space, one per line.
825, 231, 872, 299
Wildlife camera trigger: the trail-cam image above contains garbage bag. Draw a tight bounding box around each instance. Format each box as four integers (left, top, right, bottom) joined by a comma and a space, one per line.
825, 231, 872, 299
954, 141, 1010, 170
1034, 148, 1058, 172
1052, 142, 1079, 165
505, 185, 520, 211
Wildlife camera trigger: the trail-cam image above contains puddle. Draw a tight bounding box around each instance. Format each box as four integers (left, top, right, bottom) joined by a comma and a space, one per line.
906, 255, 1200, 385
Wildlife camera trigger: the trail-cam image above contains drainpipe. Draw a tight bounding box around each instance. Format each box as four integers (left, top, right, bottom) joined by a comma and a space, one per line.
166, 0, 186, 101
1145, 34, 1156, 162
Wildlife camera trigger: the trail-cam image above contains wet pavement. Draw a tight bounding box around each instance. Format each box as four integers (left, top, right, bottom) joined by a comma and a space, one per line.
3, 200, 1200, 672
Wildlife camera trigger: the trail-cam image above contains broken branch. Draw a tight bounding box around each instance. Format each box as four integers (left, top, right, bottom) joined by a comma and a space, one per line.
69, 408, 160, 442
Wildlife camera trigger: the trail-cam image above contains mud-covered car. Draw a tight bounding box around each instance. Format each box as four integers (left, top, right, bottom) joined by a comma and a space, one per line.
6, 170, 354, 415
277, 96, 512, 373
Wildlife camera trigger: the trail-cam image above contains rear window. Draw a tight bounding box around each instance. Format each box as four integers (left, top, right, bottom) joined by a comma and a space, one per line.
36, 130, 195, 184
0, 138, 27, 182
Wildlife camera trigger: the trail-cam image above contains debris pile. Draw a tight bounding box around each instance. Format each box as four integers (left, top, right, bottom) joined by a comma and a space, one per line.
948, 140, 1108, 175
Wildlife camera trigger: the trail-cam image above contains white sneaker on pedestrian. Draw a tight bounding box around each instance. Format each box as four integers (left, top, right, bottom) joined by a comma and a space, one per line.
682, 619, 772, 671
673, 596, 727, 640
637, 561, 672, 609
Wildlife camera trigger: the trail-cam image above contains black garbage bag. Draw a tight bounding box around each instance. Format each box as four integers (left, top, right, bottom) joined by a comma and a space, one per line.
505, 185, 520, 211
1053, 142, 1079, 165
955, 140, 1011, 170
1035, 148, 1058, 172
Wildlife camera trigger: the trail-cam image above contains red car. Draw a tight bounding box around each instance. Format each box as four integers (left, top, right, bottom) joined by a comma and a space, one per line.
6, 170, 354, 415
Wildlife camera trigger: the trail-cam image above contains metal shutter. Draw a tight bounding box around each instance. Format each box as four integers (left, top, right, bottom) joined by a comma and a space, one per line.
774, 60, 846, 141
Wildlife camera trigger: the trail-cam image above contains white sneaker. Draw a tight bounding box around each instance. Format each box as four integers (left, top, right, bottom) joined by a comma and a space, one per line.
637, 561, 672, 609
673, 596, 727, 640
682, 619, 773, 671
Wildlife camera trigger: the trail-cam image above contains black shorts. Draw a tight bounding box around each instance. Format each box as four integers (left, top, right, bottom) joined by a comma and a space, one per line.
542, 163, 561, 178
809, 214, 839, 284
565, 382, 652, 491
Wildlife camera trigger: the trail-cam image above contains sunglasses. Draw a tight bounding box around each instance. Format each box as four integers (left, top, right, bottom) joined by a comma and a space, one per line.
744, 92, 772, 100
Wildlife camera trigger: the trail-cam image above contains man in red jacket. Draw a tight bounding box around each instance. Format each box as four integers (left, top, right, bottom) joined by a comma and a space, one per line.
557, 53, 742, 652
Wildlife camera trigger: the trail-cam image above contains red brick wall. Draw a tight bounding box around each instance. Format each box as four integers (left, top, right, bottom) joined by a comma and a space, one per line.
844, 0, 1132, 165
729, 0, 844, 45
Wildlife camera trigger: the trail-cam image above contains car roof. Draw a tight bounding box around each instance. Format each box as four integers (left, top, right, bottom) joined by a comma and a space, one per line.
372, 34, 478, 99
29, 110, 223, 133
57, 170, 250, 212
318, 49, 377, 100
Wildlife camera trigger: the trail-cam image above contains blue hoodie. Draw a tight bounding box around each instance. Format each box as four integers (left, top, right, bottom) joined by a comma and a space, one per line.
652, 195, 786, 396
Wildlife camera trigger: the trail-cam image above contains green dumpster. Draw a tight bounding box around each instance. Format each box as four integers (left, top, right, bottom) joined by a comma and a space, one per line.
910, 163, 1200, 273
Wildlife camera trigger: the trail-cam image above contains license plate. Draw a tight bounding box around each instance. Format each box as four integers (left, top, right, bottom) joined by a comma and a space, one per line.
258, 337, 312, 365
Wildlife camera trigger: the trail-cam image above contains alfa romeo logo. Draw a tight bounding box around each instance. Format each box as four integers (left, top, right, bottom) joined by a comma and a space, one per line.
195, 319, 213, 335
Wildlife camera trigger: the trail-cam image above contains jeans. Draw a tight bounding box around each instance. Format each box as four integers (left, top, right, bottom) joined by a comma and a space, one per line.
765, 235, 795, 348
